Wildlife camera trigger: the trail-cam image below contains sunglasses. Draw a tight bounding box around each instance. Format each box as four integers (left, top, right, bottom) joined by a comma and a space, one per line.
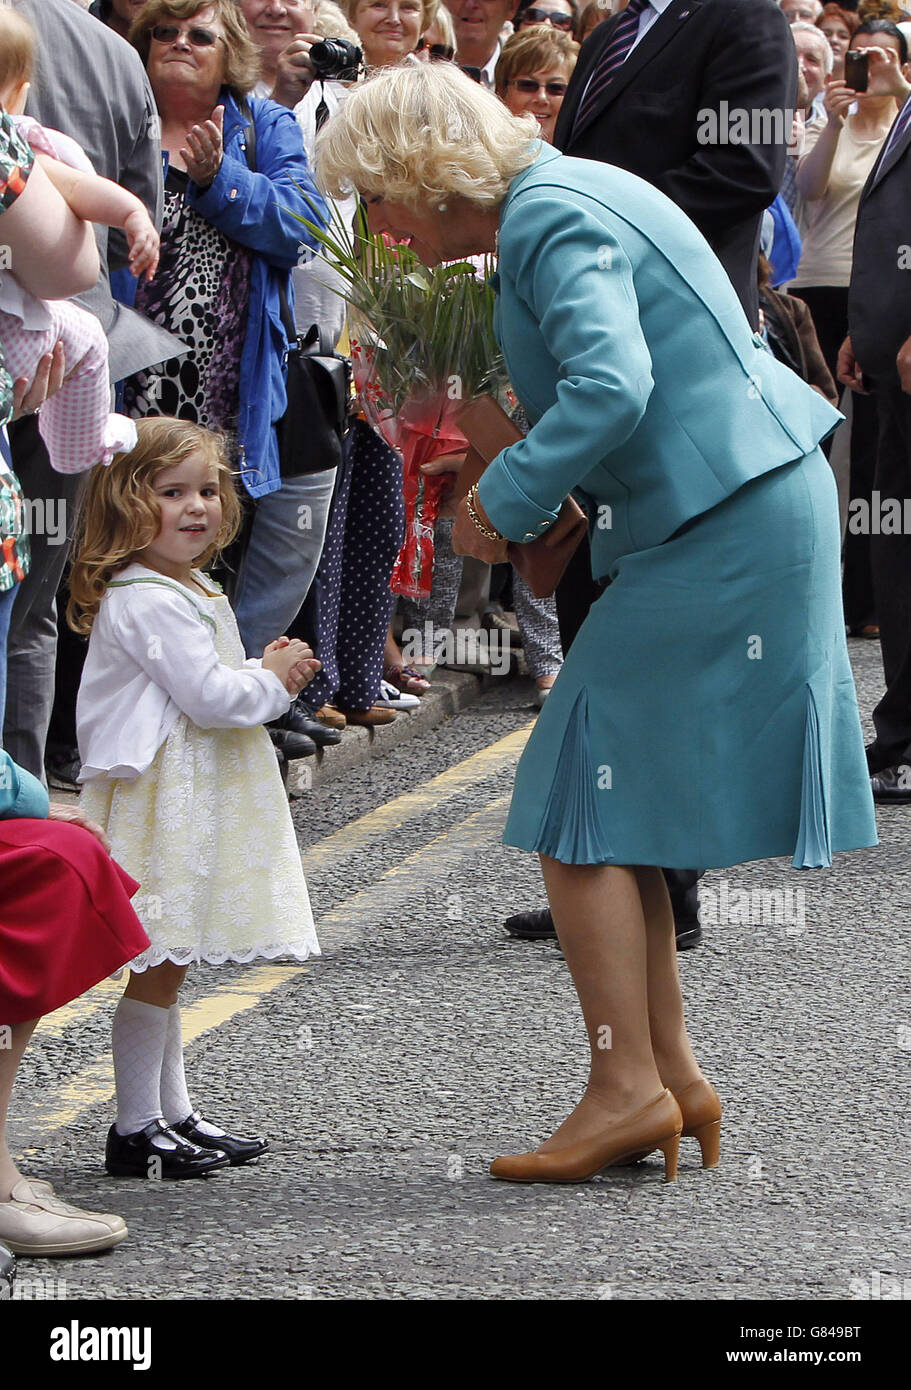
150, 23, 224, 47
415, 38, 456, 62
509, 77, 568, 96
519, 9, 575, 31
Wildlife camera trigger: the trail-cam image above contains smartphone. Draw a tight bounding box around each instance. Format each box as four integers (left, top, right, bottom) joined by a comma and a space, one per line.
844, 50, 869, 93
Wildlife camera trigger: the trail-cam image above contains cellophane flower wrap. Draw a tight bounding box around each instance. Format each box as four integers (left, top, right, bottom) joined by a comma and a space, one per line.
293, 202, 506, 598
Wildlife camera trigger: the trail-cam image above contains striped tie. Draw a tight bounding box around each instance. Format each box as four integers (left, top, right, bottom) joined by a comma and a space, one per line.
880, 94, 911, 166
571, 0, 653, 138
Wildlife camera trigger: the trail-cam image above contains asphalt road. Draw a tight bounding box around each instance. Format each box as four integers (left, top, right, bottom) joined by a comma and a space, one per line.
9, 639, 910, 1301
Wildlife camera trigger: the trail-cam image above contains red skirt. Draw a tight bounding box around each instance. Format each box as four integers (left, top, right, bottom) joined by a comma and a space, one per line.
0, 818, 150, 1026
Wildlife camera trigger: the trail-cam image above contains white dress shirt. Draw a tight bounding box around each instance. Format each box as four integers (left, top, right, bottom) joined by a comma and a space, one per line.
629, 0, 674, 54
77, 564, 290, 782
481, 42, 502, 90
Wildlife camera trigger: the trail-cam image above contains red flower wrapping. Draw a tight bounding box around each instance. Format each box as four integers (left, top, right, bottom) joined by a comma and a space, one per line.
387, 394, 468, 600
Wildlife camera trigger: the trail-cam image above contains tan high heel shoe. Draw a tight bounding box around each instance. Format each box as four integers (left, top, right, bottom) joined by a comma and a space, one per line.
489, 1089, 683, 1184
672, 1078, 722, 1168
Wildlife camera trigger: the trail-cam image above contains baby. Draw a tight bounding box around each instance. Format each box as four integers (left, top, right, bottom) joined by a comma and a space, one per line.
0, 8, 160, 472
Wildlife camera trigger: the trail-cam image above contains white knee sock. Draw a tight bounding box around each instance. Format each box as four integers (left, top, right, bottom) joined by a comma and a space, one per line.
159, 1005, 194, 1127
112, 997, 168, 1136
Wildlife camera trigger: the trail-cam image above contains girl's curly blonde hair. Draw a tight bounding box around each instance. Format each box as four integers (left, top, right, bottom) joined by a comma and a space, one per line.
67, 418, 243, 635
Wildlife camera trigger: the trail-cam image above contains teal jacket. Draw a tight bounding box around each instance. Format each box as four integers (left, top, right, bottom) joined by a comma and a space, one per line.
0, 750, 49, 820
477, 146, 841, 578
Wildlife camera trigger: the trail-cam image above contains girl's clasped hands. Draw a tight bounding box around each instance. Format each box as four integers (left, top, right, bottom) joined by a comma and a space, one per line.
262, 635, 321, 695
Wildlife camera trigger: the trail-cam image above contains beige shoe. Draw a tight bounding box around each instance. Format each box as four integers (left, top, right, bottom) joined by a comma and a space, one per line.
20, 1179, 127, 1232
0, 1179, 128, 1256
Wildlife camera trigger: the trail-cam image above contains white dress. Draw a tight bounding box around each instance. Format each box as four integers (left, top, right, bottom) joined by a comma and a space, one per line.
79, 574, 319, 971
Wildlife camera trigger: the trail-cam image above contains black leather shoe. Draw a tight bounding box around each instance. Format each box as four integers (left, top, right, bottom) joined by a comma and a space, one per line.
267, 725, 316, 759
504, 907, 558, 940
871, 764, 911, 803
105, 1119, 230, 1179
172, 1111, 269, 1166
274, 699, 342, 747
504, 906, 702, 950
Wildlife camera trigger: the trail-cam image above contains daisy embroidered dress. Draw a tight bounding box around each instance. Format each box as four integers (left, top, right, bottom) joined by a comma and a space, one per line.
77, 565, 319, 971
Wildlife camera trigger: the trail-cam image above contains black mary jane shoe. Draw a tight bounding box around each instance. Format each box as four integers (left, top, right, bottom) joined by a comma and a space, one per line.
171, 1111, 269, 1166
105, 1119, 230, 1179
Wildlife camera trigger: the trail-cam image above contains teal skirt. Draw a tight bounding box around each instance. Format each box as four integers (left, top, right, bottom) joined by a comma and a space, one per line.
504, 449, 878, 869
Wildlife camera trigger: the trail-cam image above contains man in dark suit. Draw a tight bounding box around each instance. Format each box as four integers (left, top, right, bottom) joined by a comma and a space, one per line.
839, 53, 911, 803
505, 0, 798, 944
554, 0, 797, 329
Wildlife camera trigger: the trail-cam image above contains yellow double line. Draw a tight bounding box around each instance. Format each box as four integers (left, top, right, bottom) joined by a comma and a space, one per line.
24, 725, 532, 1144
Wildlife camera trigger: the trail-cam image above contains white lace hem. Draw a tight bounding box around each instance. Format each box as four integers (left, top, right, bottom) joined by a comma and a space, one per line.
126, 940, 321, 973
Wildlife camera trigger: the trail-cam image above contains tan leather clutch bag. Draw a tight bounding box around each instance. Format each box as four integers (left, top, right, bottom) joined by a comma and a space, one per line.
456, 395, 588, 600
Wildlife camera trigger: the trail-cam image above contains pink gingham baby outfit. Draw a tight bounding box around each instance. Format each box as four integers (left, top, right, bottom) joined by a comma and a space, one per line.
0, 116, 135, 472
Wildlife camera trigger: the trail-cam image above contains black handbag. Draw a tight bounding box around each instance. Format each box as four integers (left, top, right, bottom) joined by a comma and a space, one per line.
239, 100, 352, 477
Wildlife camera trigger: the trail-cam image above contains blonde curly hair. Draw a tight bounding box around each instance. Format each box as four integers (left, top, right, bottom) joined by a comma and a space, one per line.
315, 60, 539, 209
67, 419, 242, 635
314, 0, 361, 45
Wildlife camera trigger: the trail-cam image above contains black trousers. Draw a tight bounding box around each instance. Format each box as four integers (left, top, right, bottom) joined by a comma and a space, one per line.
789, 284, 879, 628
555, 535, 702, 928
866, 378, 911, 768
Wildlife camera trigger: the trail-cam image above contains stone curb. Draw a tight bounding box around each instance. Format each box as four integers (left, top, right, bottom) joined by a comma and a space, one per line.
285, 669, 498, 795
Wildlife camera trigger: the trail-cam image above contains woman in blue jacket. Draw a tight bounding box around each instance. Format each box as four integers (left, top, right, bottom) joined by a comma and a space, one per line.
126, 1, 329, 683
317, 63, 878, 1185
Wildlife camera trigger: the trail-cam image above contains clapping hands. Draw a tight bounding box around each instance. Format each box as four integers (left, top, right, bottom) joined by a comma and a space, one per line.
182, 105, 225, 190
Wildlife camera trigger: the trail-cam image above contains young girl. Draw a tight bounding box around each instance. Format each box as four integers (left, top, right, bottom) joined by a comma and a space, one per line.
68, 418, 321, 1180
0, 8, 158, 474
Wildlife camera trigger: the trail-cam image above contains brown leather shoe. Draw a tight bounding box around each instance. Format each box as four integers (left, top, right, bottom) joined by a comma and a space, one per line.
314, 704, 346, 730
673, 1078, 722, 1168
489, 1089, 683, 1184
335, 704, 397, 727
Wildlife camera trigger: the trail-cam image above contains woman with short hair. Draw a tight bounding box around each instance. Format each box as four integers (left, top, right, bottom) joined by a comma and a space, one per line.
495, 24, 578, 143
316, 63, 876, 1184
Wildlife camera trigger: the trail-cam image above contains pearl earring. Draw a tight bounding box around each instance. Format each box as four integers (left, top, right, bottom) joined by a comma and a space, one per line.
438, 202, 448, 212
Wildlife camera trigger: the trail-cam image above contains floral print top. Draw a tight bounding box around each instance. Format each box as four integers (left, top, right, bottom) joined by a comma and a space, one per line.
0, 108, 34, 593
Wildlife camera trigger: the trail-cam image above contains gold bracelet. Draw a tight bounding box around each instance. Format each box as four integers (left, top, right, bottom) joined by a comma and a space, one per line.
466, 484, 505, 542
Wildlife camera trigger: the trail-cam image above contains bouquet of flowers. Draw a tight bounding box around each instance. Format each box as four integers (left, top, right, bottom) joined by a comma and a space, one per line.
294, 202, 506, 599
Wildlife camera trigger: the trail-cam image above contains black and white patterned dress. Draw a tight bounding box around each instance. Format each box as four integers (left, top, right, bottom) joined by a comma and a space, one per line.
124, 167, 252, 435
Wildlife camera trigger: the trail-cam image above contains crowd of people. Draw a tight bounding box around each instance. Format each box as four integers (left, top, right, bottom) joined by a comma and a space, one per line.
0, 0, 909, 1260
